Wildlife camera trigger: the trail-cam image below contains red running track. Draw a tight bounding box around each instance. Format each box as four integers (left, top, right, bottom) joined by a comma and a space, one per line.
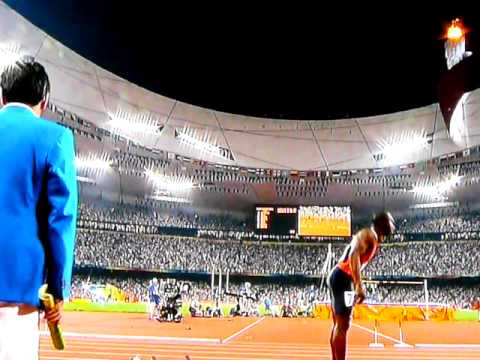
39, 312, 480, 360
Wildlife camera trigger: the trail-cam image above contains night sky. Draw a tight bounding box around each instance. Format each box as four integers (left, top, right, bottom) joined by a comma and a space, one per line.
5, 1, 479, 120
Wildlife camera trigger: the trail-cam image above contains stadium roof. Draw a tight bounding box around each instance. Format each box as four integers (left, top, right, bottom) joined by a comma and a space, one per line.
5, 2, 479, 120
1, 2, 480, 171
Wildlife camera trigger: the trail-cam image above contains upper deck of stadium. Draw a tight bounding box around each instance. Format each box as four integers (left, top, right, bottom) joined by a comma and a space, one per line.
2, 2, 480, 173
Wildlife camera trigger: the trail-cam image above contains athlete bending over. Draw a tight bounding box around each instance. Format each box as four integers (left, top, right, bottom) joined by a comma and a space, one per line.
327, 212, 395, 360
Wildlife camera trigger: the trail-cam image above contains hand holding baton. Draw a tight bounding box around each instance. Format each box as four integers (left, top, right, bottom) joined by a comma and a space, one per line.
38, 284, 65, 350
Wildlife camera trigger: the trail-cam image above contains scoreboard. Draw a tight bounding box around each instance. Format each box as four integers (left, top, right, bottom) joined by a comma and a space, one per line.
298, 206, 351, 237
255, 205, 351, 237
255, 206, 297, 235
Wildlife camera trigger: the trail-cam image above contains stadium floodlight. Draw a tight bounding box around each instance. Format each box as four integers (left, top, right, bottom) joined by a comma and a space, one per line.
410, 201, 458, 209
376, 131, 429, 166
0, 43, 24, 74
147, 194, 192, 204
75, 154, 111, 172
145, 169, 194, 193
411, 183, 446, 201
175, 129, 232, 160
107, 110, 162, 137
76, 176, 96, 184
411, 173, 461, 201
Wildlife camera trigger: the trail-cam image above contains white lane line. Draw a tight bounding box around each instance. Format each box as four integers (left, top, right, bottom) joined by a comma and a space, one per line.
40, 343, 480, 360
41, 338, 480, 355
42, 343, 476, 356
416, 344, 480, 349
40, 343, 332, 354
222, 317, 266, 344
351, 322, 413, 347
37, 343, 423, 357
40, 330, 220, 344
41, 357, 105, 360
41, 349, 480, 360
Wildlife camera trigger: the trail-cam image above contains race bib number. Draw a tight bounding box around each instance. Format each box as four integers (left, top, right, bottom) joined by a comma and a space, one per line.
344, 291, 355, 307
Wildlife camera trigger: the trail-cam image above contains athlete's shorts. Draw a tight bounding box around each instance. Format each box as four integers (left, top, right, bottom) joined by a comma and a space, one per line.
327, 266, 354, 317
152, 295, 161, 306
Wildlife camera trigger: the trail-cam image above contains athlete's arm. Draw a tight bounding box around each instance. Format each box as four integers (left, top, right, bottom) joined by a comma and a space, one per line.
349, 229, 373, 304
361, 242, 380, 271
44, 129, 77, 325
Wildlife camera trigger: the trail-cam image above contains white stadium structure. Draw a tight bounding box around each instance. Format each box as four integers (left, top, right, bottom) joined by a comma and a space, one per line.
1, 2, 479, 213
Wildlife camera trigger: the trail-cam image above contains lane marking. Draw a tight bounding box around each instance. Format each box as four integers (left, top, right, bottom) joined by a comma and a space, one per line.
41, 348, 480, 360
351, 322, 413, 348
416, 344, 480, 349
40, 330, 220, 344
41, 357, 105, 360
41, 341, 480, 360
222, 317, 266, 344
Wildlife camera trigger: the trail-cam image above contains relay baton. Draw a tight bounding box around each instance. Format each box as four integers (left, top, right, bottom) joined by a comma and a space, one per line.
38, 284, 65, 350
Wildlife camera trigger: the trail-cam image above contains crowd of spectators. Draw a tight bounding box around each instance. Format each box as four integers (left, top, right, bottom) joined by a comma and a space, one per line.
71, 275, 479, 309
112, 149, 168, 173
75, 230, 327, 275
78, 201, 480, 240
368, 283, 479, 309
78, 202, 248, 234
72, 201, 480, 311
438, 160, 480, 178
365, 241, 479, 278
75, 229, 480, 277
397, 213, 480, 234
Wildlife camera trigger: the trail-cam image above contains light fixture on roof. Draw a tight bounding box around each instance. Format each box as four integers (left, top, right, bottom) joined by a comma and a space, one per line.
410, 201, 458, 209
411, 173, 461, 201
175, 129, 234, 161
0, 43, 24, 74
375, 130, 429, 166
107, 109, 163, 138
75, 154, 111, 172
76, 176, 96, 184
147, 194, 192, 204
145, 169, 194, 193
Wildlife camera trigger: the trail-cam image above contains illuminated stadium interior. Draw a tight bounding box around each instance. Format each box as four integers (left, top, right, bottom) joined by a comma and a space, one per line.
1, 2, 480, 359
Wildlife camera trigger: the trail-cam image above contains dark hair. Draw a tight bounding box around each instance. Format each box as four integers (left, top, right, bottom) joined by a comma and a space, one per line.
373, 211, 395, 237
1, 56, 50, 106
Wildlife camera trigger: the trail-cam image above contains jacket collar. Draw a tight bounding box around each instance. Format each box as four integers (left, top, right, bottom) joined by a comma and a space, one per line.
1, 103, 39, 117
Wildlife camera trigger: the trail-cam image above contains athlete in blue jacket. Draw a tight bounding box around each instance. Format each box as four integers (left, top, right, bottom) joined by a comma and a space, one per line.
0, 57, 77, 359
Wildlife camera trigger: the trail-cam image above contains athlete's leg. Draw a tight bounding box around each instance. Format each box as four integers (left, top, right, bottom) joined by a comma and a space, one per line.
332, 314, 350, 360
330, 312, 337, 360
148, 301, 154, 320
327, 270, 337, 360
